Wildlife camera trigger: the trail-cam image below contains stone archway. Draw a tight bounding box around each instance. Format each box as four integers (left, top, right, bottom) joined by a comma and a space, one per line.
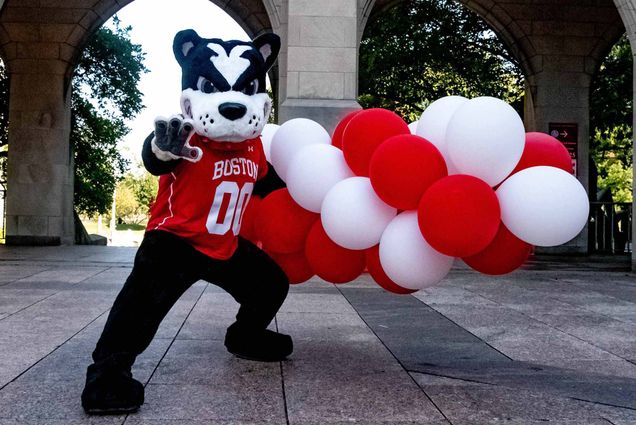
0, 0, 277, 245
1, 0, 635, 266
359, 0, 627, 256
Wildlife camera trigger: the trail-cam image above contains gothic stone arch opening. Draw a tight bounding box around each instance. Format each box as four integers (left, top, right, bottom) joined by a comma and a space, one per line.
0, 0, 278, 245
360, 0, 628, 257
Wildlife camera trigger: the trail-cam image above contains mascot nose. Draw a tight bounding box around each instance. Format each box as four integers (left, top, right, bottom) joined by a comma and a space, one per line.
218, 102, 247, 121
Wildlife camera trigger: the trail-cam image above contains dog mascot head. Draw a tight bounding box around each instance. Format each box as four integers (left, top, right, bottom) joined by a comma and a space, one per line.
173, 29, 280, 143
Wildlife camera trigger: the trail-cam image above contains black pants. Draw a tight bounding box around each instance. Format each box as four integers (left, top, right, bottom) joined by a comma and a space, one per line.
91, 230, 289, 371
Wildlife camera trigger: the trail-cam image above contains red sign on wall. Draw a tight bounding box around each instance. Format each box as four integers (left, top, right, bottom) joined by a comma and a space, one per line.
548, 123, 578, 175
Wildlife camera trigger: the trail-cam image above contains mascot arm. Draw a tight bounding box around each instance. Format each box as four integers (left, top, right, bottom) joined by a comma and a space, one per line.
253, 162, 286, 197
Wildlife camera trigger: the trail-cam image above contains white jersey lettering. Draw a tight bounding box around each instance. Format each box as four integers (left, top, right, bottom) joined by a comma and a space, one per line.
212, 158, 258, 180
213, 161, 224, 180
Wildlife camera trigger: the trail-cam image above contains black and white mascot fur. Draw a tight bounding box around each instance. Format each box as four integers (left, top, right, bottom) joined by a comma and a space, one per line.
81, 30, 290, 415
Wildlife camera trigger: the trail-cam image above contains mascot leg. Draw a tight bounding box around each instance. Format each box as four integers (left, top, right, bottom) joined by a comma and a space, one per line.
81, 231, 200, 414
202, 237, 292, 362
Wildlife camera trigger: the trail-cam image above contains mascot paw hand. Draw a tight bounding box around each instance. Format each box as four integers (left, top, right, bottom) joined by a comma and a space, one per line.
153, 115, 202, 162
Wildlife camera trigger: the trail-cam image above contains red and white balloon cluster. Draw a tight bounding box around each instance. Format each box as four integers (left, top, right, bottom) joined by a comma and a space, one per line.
243, 96, 589, 294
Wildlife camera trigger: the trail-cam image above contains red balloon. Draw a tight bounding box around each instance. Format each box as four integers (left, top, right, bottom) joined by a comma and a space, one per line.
268, 250, 314, 284
255, 189, 319, 254
511, 132, 573, 175
463, 222, 533, 275
239, 195, 262, 244
369, 134, 448, 210
332, 110, 361, 149
418, 175, 500, 257
365, 245, 416, 295
342, 108, 410, 176
305, 221, 366, 284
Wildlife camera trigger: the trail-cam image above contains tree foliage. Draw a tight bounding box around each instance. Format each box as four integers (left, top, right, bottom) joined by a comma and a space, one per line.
590, 35, 633, 202
114, 180, 141, 224
72, 95, 130, 217
72, 17, 147, 217
127, 167, 159, 213
359, 0, 524, 122
113, 170, 158, 224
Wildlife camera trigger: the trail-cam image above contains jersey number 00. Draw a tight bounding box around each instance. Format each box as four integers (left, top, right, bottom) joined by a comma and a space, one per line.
206, 181, 254, 236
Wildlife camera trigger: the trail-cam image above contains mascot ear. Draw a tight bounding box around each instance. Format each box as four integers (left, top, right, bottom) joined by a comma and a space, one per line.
253, 33, 281, 72
173, 29, 203, 65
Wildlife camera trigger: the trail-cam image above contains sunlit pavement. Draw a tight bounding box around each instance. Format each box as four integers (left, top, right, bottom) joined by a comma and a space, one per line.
0, 245, 634, 424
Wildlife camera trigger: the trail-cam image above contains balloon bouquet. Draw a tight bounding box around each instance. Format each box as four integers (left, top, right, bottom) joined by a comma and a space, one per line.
241, 96, 589, 294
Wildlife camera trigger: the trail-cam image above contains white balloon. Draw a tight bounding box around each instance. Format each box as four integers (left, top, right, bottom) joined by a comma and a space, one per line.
416, 96, 467, 173
446, 96, 525, 186
287, 144, 354, 213
497, 166, 590, 247
408, 120, 419, 135
379, 212, 454, 290
260, 123, 279, 162
270, 118, 331, 181
321, 177, 397, 250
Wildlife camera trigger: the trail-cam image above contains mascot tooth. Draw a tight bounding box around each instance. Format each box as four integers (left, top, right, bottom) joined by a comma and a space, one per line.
81, 29, 290, 415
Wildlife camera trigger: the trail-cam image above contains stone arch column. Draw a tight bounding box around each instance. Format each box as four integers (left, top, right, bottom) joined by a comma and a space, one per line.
613, 0, 636, 269
276, 0, 361, 132
0, 0, 276, 245
0, 2, 80, 245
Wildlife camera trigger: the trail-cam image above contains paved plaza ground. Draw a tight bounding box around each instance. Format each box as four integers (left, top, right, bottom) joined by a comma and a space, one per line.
0, 246, 634, 424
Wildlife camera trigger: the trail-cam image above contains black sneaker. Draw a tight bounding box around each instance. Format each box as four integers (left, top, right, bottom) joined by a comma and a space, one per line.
225, 323, 293, 362
81, 364, 144, 415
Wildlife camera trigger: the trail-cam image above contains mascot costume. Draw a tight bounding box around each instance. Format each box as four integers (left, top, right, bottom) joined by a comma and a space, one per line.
81, 30, 290, 414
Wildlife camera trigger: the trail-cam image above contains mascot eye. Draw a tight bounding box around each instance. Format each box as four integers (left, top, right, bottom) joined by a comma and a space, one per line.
242, 79, 259, 95
197, 77, 218, 94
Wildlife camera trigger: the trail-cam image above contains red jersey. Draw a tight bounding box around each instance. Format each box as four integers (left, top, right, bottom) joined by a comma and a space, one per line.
146, 134, 268, 260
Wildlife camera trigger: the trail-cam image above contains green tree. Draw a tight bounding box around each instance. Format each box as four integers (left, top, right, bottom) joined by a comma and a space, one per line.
114, 180, 142, 224
359, 0, 524, 122
128, 167, 159, 212
590, 34, 633, 202
111, 169, 158, 225
72, 16, 147, 217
